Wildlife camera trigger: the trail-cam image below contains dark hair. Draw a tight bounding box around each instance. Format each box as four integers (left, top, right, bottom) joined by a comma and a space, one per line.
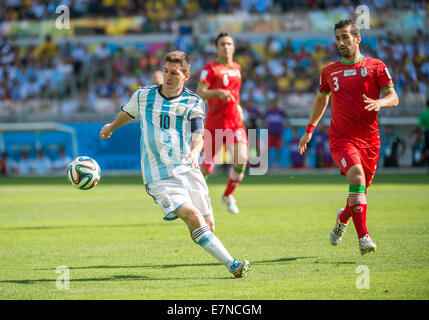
164, 50, 191, 73
215, 32, 233, 46
334, 19, 360, 37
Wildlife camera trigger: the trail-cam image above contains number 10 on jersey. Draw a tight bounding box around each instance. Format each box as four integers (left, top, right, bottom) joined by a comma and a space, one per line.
159, 114, 170, 129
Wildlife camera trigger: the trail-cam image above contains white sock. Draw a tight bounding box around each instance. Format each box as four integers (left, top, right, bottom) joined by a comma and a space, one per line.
191, 225, 234, 269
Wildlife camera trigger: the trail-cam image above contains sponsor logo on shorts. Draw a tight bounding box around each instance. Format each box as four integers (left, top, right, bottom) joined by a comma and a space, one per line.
341, 158, 347, 168
161, 198, 171, 208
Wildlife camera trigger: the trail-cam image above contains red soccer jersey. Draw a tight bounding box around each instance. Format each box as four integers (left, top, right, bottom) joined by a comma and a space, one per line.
319, 55, 394, 149
198, 58, 242, 130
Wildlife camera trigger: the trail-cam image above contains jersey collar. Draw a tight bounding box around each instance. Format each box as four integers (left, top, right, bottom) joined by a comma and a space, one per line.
216, 58, 232, 66
341, 54, 364, 65
158, 85, 184, 100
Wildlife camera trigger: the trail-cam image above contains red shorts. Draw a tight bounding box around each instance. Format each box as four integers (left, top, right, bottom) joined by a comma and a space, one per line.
330, 145, 380, 188
202, 123, 248, 174
268, 134, 283, 149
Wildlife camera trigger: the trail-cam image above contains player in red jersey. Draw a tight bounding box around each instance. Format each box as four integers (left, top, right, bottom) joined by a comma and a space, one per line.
298, 20, 399, 255
196, 32, 248, 215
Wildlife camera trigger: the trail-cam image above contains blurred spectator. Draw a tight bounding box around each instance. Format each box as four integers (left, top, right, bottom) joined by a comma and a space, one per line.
61, 93, 80, 114
31, 149, 52, 175
13, 150, 32, 175
244, 103, 262, 132
418, 100, 429, 163
94, 42, 111, 63
382, 125, 406, 168
264, 100, 287, 167
289, 127, 304, 168
0, 152, 9, 175
243, 103, 262, 163
53, 146, 72, 172
313, 124, 332, 168
33, 35, 59, 62
152, 70, 163, 85
409, 127, 426, 167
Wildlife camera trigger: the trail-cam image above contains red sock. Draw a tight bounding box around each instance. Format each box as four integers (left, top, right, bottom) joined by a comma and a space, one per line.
223, 166, 245, 196
351, 203, 369, 239
339, 204, 352, 224
224, 178, 240, 196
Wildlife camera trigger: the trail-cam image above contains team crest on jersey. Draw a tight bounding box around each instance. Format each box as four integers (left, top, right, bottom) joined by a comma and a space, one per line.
175, 105, 186, 116
361, 67, 368, 77
344, 69, 356, 77
228, 70, 238, 77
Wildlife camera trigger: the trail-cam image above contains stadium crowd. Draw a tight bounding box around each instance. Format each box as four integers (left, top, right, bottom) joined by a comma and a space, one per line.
0, 30, 428, 116
2, 0, 426, 22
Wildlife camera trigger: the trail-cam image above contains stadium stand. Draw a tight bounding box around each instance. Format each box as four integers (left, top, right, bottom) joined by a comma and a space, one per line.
0, 0, 427, 175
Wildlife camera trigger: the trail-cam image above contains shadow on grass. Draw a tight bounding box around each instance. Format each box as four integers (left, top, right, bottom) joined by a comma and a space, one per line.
314, 261, 356, 265
0, 275, 154, 285
0, 222, 168, 231
35, 256, 313, 272
3, 257, 358, 284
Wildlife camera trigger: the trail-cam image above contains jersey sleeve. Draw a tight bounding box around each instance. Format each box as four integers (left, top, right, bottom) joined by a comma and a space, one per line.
198, 64, 215, 88
376, 62, 394, 91
187, 98, 206, 120
121, 88, 140, 118
318, 67, 331, 94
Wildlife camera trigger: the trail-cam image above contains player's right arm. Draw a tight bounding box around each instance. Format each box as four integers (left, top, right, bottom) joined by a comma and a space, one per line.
100, 88, 140, 139
196, 84, 235, 102
298, 92, 331, 155
100, 111, 133, 139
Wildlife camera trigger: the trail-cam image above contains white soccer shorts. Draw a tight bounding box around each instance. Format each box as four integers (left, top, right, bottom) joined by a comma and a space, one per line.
145, 169, 213, 221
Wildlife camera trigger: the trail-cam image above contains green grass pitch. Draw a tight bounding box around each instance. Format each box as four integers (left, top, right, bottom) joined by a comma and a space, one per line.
0, 173, 428, 300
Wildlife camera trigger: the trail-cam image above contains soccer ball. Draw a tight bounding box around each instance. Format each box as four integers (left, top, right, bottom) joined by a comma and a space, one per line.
67, 156, 101, 190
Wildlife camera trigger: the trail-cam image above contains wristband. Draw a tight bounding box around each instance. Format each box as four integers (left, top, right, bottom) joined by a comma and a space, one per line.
306, 123, 316, 133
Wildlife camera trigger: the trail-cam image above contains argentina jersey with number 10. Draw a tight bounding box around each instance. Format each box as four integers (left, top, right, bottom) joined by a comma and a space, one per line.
121, 85, 206, 184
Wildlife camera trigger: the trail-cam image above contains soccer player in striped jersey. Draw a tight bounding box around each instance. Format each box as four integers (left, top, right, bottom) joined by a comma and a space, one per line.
99, 51, 250, 278
196, 32, 248, 215
298, 20, 399, 255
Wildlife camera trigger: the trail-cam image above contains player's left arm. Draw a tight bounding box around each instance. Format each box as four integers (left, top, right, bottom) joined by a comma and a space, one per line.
363, 86, 399, 112
187, 117, 204, 169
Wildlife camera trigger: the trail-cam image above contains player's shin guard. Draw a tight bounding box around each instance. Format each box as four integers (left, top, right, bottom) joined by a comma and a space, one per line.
347, 185, 369, 239
339, 186, 367, 224
191, 225, 234, 268
223, 165, 245, 196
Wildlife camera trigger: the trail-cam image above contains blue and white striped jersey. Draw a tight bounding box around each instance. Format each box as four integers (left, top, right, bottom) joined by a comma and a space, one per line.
122, 85, 206, 184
